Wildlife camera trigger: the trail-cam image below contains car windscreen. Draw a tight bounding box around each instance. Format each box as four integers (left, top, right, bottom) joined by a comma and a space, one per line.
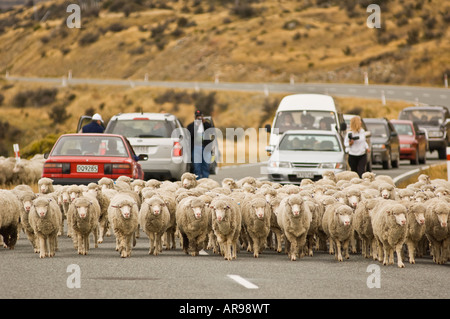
393, 123, 413, 136
107, 119, 175, 138
279, 134, 341, 152
274, 110, 337, 134
51, 136, 128, 157
399, 110, 444, 125
365, 123, 388, 137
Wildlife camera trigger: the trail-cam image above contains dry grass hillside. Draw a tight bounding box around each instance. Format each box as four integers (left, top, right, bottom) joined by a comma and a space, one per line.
0, 0, 447, 158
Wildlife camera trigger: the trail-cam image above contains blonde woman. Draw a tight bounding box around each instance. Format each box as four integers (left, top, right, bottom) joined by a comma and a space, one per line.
344, 116, 370, 177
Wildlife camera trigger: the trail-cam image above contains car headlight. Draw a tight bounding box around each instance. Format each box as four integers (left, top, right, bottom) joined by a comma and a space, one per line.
318, 163, 345, 169
269, 161, 291, 168
400, 144, 411, 148
428, 131, 443, 138
372, 144, 386, 149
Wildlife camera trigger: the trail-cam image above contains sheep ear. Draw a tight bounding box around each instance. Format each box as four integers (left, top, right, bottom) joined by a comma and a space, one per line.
226, 205, 230, 209
386, 210, 391, 215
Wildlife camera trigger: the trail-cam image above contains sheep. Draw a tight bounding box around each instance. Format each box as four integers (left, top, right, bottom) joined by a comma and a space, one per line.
397, 188, 415, 201
435, 186, 450, 198
322, 203, 354, 261
181, 172, 198, 189
322, 170, 337, 183
424, 198, 450, 265
378, 182, 397, 200
0, 190, 22, 250
131, 179, 146, 194
145, 179, 162, 189
237, 176, 257, 188
198, 178, 221, 190
66, 185, 85, 238
209, 195, 242, 260
222, 178, 238, 191
37, 177, 55, 195
276, 194, 312, 261
240, 195, 271, 258
98, 177, 115, 190
267, 197, 283, 253
404, 202, 426, 264
335, 171, 359, 182
371, 200, 408, 268
68, 196, 100, 255
86, 183, 111, 244
29, 196, 62, 258
139, 195, 171, 256
13, 188, 38, 252
361, 172, 376, 183
353, 198, 383, 260
343, 186, 362, 209
108, 193, 139, 258
175, 196, 209, 256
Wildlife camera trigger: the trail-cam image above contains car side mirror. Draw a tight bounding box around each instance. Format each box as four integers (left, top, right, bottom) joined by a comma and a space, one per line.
137, 154, 148, 161
417, 130, 425, 136
265, 145, 274, 155
265, 124, 271, 133
44, 152, 49, 159
340, 122, 347, 131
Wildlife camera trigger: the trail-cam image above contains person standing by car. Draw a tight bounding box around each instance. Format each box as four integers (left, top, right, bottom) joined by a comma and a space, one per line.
187, 110, 212, 179
344, 116, 370, 178
81, 113, 104, 133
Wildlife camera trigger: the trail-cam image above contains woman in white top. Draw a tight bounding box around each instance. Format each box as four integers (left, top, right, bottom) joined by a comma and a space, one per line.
344, 116, 370, 178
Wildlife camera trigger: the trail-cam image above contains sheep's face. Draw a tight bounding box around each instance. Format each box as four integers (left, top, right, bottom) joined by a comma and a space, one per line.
335, 206, 352, 226
133, 184, 144, 193
212, 203, 229, 222
61, 191, 70, 204
74, 199, 92, 219
39, 183, 50, 194
23, 199, 33, 212
253, 205, 266, 219
149, 200, 165, 216
69, 190, 82, 202
434, 204, 449, 228
387, 207, 407, 226
34, 200, 51, 218
191, 205, 203, 219
288, 201, 302, 217
380, 188, 393, 199
347, 194, 360, 209
113, 202, 135, 219
182, 177, 195, 188
413, 210, 426, 226
415, 194, 427, 202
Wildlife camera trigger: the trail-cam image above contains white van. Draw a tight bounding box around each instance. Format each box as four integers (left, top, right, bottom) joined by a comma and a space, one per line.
265, 94, 347, 150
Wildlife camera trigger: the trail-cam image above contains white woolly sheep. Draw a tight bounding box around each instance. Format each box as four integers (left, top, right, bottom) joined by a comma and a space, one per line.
108, 193, 139, 258
237, 176, 258, 188
145, 179, 162, 189
343, 186, 362, 209
0, 190, 22, 249
13, 187, 38, 251
276, 194, 312, 261
68, 196, 100, 255
424, 198, 450, 264
209, 195, 242, 260
335, 171, 359, 182
404, 202, 426, 264
175, 196, 209, 256
322, 170, 337, 183
29, 196, 62, 258
378, 182, 397, 200
322, 203, 354, 261
139, 195, 171, 256
267, 196, 283, 253
222, 178, 238, 190
98, 177, 115, 190
181, 172, 198, 189
241, 195, 271, 258
86, 183, 111, 243
371, 200, 408, 268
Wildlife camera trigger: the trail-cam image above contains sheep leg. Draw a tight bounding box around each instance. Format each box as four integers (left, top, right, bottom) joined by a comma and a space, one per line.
77, 234, 83, 254
371, 238, 378, 261
252, 237, 260, 258
395, 243, 405, 268
38, 235, 46, 258
335, 240, 343, 262
274, 230, 282, 253
406, 240, 416, 264
297, 234, 307, 258
181, 232, 189, 254
148, 232, 155, 255
48, 234, 56, 257
388, 247, 395, 265
343, 239, 350, 260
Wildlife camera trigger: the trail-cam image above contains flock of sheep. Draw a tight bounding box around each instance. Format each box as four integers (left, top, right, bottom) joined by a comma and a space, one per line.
1, 169, 449, 268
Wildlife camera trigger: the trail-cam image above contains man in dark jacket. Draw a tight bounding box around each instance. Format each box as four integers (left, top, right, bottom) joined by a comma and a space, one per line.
81, 113, 104, 133
187, 110, 212, 179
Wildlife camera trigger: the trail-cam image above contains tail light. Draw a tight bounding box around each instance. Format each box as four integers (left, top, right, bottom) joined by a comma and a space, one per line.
112, 163, 132, 175
43, 163, 70, 174
173, 141, 183, 157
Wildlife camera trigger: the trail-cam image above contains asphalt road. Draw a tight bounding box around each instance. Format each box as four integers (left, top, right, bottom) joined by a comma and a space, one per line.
5, 75, 450, 107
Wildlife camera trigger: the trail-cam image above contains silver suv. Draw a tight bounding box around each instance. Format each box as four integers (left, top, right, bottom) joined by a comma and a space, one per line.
104, 112, 190, 180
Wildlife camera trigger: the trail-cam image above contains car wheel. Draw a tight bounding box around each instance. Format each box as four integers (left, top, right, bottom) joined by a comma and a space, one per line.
438, 148, 446, 160
410, 147, 419, 165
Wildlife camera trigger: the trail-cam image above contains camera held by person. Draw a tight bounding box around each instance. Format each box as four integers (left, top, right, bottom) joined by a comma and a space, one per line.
348, 132, 360, 140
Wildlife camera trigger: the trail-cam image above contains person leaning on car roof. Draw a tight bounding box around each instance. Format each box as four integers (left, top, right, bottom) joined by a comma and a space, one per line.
81, 113, 105, 133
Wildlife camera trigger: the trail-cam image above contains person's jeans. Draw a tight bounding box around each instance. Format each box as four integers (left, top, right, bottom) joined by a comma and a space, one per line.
193, 146, 211, 179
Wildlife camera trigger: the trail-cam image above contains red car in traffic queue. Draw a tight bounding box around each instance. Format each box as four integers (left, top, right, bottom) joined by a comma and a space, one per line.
42, 133, 148, 185
390, 119, 427, 165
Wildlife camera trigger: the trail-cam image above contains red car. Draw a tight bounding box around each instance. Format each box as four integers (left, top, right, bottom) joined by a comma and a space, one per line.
391, 119, 427, 165
42, 134, 147, 185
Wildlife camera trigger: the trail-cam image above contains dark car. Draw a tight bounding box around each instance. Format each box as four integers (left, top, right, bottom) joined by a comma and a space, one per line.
391, 119, 427, 165
363, 118, 400, 169
398, 105, 450, 159
42, 133, 147, 185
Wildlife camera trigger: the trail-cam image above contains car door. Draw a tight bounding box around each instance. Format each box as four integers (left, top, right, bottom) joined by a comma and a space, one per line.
387, 120, 400, 162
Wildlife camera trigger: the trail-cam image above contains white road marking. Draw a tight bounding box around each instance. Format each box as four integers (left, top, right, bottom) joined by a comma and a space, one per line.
440, 94, 447, 99
227, 275, 259, 289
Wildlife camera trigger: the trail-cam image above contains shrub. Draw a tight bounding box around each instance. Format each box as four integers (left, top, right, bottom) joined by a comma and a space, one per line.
48, 104, 71, 124
21, 134, 59, 159
78, 32, 99, 46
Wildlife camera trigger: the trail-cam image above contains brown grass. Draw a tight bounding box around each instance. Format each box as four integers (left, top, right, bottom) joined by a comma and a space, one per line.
396, 163, 448, 188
